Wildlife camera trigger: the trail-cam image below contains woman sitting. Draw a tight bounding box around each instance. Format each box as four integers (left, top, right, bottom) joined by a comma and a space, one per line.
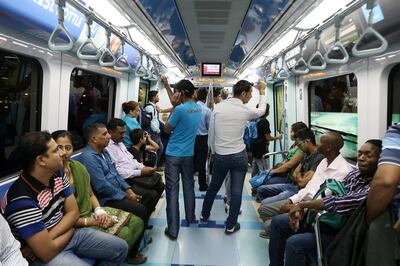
122, 100, 141, 148
52, 130, 147, 265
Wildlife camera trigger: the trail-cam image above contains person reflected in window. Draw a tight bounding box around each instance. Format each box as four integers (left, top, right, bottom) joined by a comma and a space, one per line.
82, 98, 108, 132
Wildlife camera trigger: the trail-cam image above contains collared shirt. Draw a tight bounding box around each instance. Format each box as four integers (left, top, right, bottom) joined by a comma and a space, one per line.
323, 168, 372, 213
80, 145, 131, 205
196, 101, 212, 136
122, 115, 141, 148
144, 102, 160, 134
208, 95, 266, 155
0, 214, 28, 265
290, 154, 353, 204
1, 174, 73, 241
106, 139, 144, 179
379, 124, 400, 217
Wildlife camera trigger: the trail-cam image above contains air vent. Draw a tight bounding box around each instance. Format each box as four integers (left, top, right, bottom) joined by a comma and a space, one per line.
196, 11, 230, 18
197, 19, 228, 25
203, 46, 220, 49
194, 1, 232, 10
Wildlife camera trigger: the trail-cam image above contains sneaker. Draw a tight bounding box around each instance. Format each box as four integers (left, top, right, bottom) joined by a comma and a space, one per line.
146, 224, 153, 230
225, 223, 240, 235
164, 228, 177, 240
259, 231, 269, 239
200, 215, 208, 222
223, 195, 228, 203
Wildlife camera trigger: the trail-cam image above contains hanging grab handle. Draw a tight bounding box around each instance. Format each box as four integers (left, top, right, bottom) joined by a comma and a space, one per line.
325, 15, 349, 64
352, 0, 388, 57
135, 53, 148, 77
99, 28, 116, 67
292, 41, 310, 75
114, 39, 131, 71
276, 53, 291, 80
308, 29, 327, 70
48, 0, 75, 51
77, 14, 101, 60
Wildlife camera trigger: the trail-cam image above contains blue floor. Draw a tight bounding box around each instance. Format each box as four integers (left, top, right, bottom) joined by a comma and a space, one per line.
123, 174, 269, 266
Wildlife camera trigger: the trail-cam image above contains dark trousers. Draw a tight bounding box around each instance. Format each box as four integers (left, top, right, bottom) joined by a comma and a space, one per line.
104, 198, 147, 255
194, 135, 208, 188
126, 181, 159, 216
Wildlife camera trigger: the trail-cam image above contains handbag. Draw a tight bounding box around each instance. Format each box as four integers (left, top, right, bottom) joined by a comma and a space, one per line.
143, 150, 157, 167
249, 170, 272, 188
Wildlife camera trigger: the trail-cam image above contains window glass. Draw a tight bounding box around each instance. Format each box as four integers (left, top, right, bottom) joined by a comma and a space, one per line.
138, 79, 149, 106
388, 65, 400, 125
308, 73, 358, 160
68, 69, 116, 149
0, 50, 42, 176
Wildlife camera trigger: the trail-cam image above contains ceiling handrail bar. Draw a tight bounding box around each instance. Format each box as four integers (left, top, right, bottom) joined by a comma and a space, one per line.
308, 29, 327, 70
77, 12, 101, 60
352, 0, 388, 57
99, 27, 116, 67
324, 15, 349, 64
48, 0, 75, 51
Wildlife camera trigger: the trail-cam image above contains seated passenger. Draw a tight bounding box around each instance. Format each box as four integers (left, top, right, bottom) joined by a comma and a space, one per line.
269, 139, 382, 266
257, 132, 353, 237
0, 214, 28, 265
122, 101, 141, 148
129, 128, 160, 166
106, 118, 164, 201
1, 131, 128, 265
257, 128, 325, 204
80, 123, 152, 231
252, 121, 307, 196
365, 124, 400, 266
52, 130, 146, 264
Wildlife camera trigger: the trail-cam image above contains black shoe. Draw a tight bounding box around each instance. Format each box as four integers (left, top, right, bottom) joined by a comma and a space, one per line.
200, 215, 208, 222
164, 228, 177, 240
199, 184, 208, 192
146, 224, 154, 230
225, 223, 240, 235
223, 195, 228, 203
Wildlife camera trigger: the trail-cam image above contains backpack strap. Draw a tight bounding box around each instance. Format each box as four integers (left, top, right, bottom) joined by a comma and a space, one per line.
144, 103, 156, 120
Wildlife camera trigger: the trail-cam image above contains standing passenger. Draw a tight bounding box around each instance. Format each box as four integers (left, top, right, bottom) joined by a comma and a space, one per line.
194, 88, 212, 191
160, 77, 202, 240
201, 80, 267, 234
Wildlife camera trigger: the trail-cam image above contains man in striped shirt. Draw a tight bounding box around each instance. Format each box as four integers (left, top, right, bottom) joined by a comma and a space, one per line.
1, 131, 128, 265
268, 139, 382, 266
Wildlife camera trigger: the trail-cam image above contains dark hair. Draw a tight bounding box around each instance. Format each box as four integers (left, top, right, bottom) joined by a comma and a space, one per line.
84, 123, 106, 142
51, 130, 72, 143
148, 91, 158, 102
19, 131, 53, 173
291, 122, 308, 138
122, 101, 139, 114
296, 128, 316, 145
130, 128, 144, 145
213, 88, 221, 97
332, 81, 347, 93
175, 79, 196, 97
107, 118, 126, 132
365, 139, 383, 153
233, 80, 253, 97
326, 132, 344, 151
197, 88, 208, 102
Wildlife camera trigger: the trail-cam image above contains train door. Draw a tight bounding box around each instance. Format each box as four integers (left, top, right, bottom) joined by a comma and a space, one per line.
273, 82, 285, 165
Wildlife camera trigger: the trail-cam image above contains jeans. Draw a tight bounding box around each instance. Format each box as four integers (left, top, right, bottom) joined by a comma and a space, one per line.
269, 213, 334, 266
150, 132, 164, 167
164, 155, 196, 237
32, 228, 128, 266
193, 135, 209, 188
251, 175, 291, 195
251, 157, 270, 177
258, 183, 299, 204
201, 150, 248, 229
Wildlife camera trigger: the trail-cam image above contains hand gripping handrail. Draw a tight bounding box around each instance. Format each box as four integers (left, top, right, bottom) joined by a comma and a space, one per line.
77, 14, 101, 60
325, 15, 349, 64
114, 39, 131, 71
276, 53, 291, 80
308, 29, 327, 70
292, 41, 310, 75
99, 28, 116, 67
135, 53, 148, 77
352, 0, 388, 57
48, 0, 75, 51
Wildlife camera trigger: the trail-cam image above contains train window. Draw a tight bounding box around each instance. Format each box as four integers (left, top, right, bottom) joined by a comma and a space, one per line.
388, 65, 400, 126
68, 69, 116, 149
308, 73, 358, 160
0, 50, 42, 177
138, 79, 150, 106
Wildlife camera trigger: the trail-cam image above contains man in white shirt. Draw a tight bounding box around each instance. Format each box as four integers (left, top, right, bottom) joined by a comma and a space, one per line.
105, 118, 164, 215
201, 80, 267, 234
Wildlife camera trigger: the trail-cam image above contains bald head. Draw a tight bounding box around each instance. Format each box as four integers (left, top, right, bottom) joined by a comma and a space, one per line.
319, 132, 344, 157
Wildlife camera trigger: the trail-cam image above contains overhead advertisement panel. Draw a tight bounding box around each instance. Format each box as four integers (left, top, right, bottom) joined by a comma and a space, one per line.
138, 0, 197, 66
0, 0, 140, 68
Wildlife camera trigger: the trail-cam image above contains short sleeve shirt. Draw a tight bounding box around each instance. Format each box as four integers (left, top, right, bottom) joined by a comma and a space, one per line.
251, 118, 271, 159
166, 101, 202, 157
1, 174, 73, 242
300, 151, 326, 175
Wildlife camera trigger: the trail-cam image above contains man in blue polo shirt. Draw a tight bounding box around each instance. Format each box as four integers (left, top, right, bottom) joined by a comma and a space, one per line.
161, 77, 202, 240
1, 131, 128, 265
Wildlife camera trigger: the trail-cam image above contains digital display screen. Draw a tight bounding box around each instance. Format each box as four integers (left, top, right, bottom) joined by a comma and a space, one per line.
202, 63, 221, 76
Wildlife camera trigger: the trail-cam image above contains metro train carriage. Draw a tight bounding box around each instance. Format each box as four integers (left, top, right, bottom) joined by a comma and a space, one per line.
0, 0, 399, 265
